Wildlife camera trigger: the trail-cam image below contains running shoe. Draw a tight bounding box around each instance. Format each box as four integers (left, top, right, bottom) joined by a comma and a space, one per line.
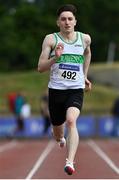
58, 137, 66, 148
64, 159, 75, 175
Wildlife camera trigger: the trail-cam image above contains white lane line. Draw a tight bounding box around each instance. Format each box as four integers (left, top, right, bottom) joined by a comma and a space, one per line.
87, 139, 119, 175
25, 140, 55, 180
0, 140, 17, 153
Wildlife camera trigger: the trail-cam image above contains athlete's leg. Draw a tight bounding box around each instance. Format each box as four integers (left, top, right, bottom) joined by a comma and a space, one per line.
66, 107, 80, 163
52, 123, 64, 141
52, 124, 66, 147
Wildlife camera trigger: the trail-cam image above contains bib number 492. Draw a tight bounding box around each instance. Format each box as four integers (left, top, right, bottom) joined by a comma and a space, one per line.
61, 70, 76, 81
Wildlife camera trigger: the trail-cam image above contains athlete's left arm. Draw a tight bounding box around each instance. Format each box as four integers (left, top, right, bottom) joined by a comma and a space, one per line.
83, 34, 92, 91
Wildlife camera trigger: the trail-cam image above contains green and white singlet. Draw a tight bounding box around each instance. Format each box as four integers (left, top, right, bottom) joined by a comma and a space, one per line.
48, 32, 85, 90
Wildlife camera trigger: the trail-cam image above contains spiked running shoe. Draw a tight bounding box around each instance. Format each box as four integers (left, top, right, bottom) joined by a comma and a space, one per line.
58, 137, 66, 148
64, 159, 75, 175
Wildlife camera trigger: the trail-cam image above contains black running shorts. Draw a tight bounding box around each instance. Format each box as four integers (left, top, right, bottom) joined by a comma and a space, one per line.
48, 88, 84, 126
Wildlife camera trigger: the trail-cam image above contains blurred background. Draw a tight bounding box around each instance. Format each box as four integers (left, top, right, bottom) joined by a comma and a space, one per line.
0, 0, 119, 138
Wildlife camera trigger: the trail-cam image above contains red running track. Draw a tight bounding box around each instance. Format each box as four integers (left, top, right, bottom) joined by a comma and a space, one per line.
0, 138, 119, 179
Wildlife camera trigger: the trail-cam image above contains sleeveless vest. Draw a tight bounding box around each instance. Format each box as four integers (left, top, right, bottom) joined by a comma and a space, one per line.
48, 32, 85, 90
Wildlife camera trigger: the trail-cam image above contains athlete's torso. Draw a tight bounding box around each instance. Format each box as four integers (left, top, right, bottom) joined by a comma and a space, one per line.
48, 31, 85, 90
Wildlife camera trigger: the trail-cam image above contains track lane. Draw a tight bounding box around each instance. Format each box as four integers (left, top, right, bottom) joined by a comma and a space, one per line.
33, 139, 119, 179
26, 140, 55, 179
91, 139, 119, 169
0, 139, 119, 179
0, 139, 50, 179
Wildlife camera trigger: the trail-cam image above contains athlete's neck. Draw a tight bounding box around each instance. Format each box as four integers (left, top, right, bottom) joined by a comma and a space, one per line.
59, 31, 76, 43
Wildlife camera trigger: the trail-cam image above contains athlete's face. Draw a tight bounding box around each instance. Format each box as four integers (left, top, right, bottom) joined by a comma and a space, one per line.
57, 11, 77, 33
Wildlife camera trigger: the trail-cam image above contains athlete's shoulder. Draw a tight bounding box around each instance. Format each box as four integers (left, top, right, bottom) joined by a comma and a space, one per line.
43, 33, 56, 47
82, 33, 91, 45
79, 32, 91, 48
44, 33, 55, 41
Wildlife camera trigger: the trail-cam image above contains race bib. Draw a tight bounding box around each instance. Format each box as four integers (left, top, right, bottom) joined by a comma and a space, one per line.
58, 64, 80, 81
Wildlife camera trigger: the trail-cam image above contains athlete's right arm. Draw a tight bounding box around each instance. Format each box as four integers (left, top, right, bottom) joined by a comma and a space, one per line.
38, 34, 56, 73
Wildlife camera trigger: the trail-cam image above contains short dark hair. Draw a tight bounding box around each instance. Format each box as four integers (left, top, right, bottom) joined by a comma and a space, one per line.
57, 4, 77, 17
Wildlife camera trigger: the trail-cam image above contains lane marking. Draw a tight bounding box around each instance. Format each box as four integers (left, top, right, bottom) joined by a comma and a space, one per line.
25, 140, 55, 180
87, 139, 119, 175
0, 140, 17, 153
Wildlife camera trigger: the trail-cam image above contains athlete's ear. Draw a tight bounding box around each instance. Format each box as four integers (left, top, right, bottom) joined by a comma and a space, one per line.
57, 19, 60, 27
74, 19, 77, 26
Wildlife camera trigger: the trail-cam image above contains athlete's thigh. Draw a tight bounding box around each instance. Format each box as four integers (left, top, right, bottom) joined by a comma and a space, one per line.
66, 89, 84, 111
48, 88, 66, 126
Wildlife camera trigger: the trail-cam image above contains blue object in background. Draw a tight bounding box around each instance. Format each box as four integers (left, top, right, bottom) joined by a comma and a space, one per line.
98, 116, 114, 137
77, 116, 96, 137
112, 117, 119, 137
0, 117, 16, 137
24, 117, 51, 137
0, 115, 118, 138
0, 116, 52, 138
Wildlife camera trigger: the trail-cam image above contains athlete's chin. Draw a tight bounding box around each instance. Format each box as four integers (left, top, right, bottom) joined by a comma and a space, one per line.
64, 29, 72, 33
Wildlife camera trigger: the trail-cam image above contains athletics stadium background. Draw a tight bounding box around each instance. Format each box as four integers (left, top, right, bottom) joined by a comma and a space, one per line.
0, 1, 119, 139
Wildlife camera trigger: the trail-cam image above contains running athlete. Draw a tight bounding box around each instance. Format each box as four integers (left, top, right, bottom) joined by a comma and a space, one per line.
38, 4, 92, 175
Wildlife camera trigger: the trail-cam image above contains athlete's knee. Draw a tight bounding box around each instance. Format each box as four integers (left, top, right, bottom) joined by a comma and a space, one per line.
66, 118, 76, 128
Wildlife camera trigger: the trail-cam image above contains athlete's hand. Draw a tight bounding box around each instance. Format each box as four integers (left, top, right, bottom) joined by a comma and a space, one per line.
55, 43, 64, 59
85, 78, 92, 92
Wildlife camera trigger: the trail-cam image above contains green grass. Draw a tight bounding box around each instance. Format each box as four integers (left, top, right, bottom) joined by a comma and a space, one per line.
90, 62, 119, 70
0, 71, 49, 115
0, 64, 119, 116
84, 83, 119, 115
